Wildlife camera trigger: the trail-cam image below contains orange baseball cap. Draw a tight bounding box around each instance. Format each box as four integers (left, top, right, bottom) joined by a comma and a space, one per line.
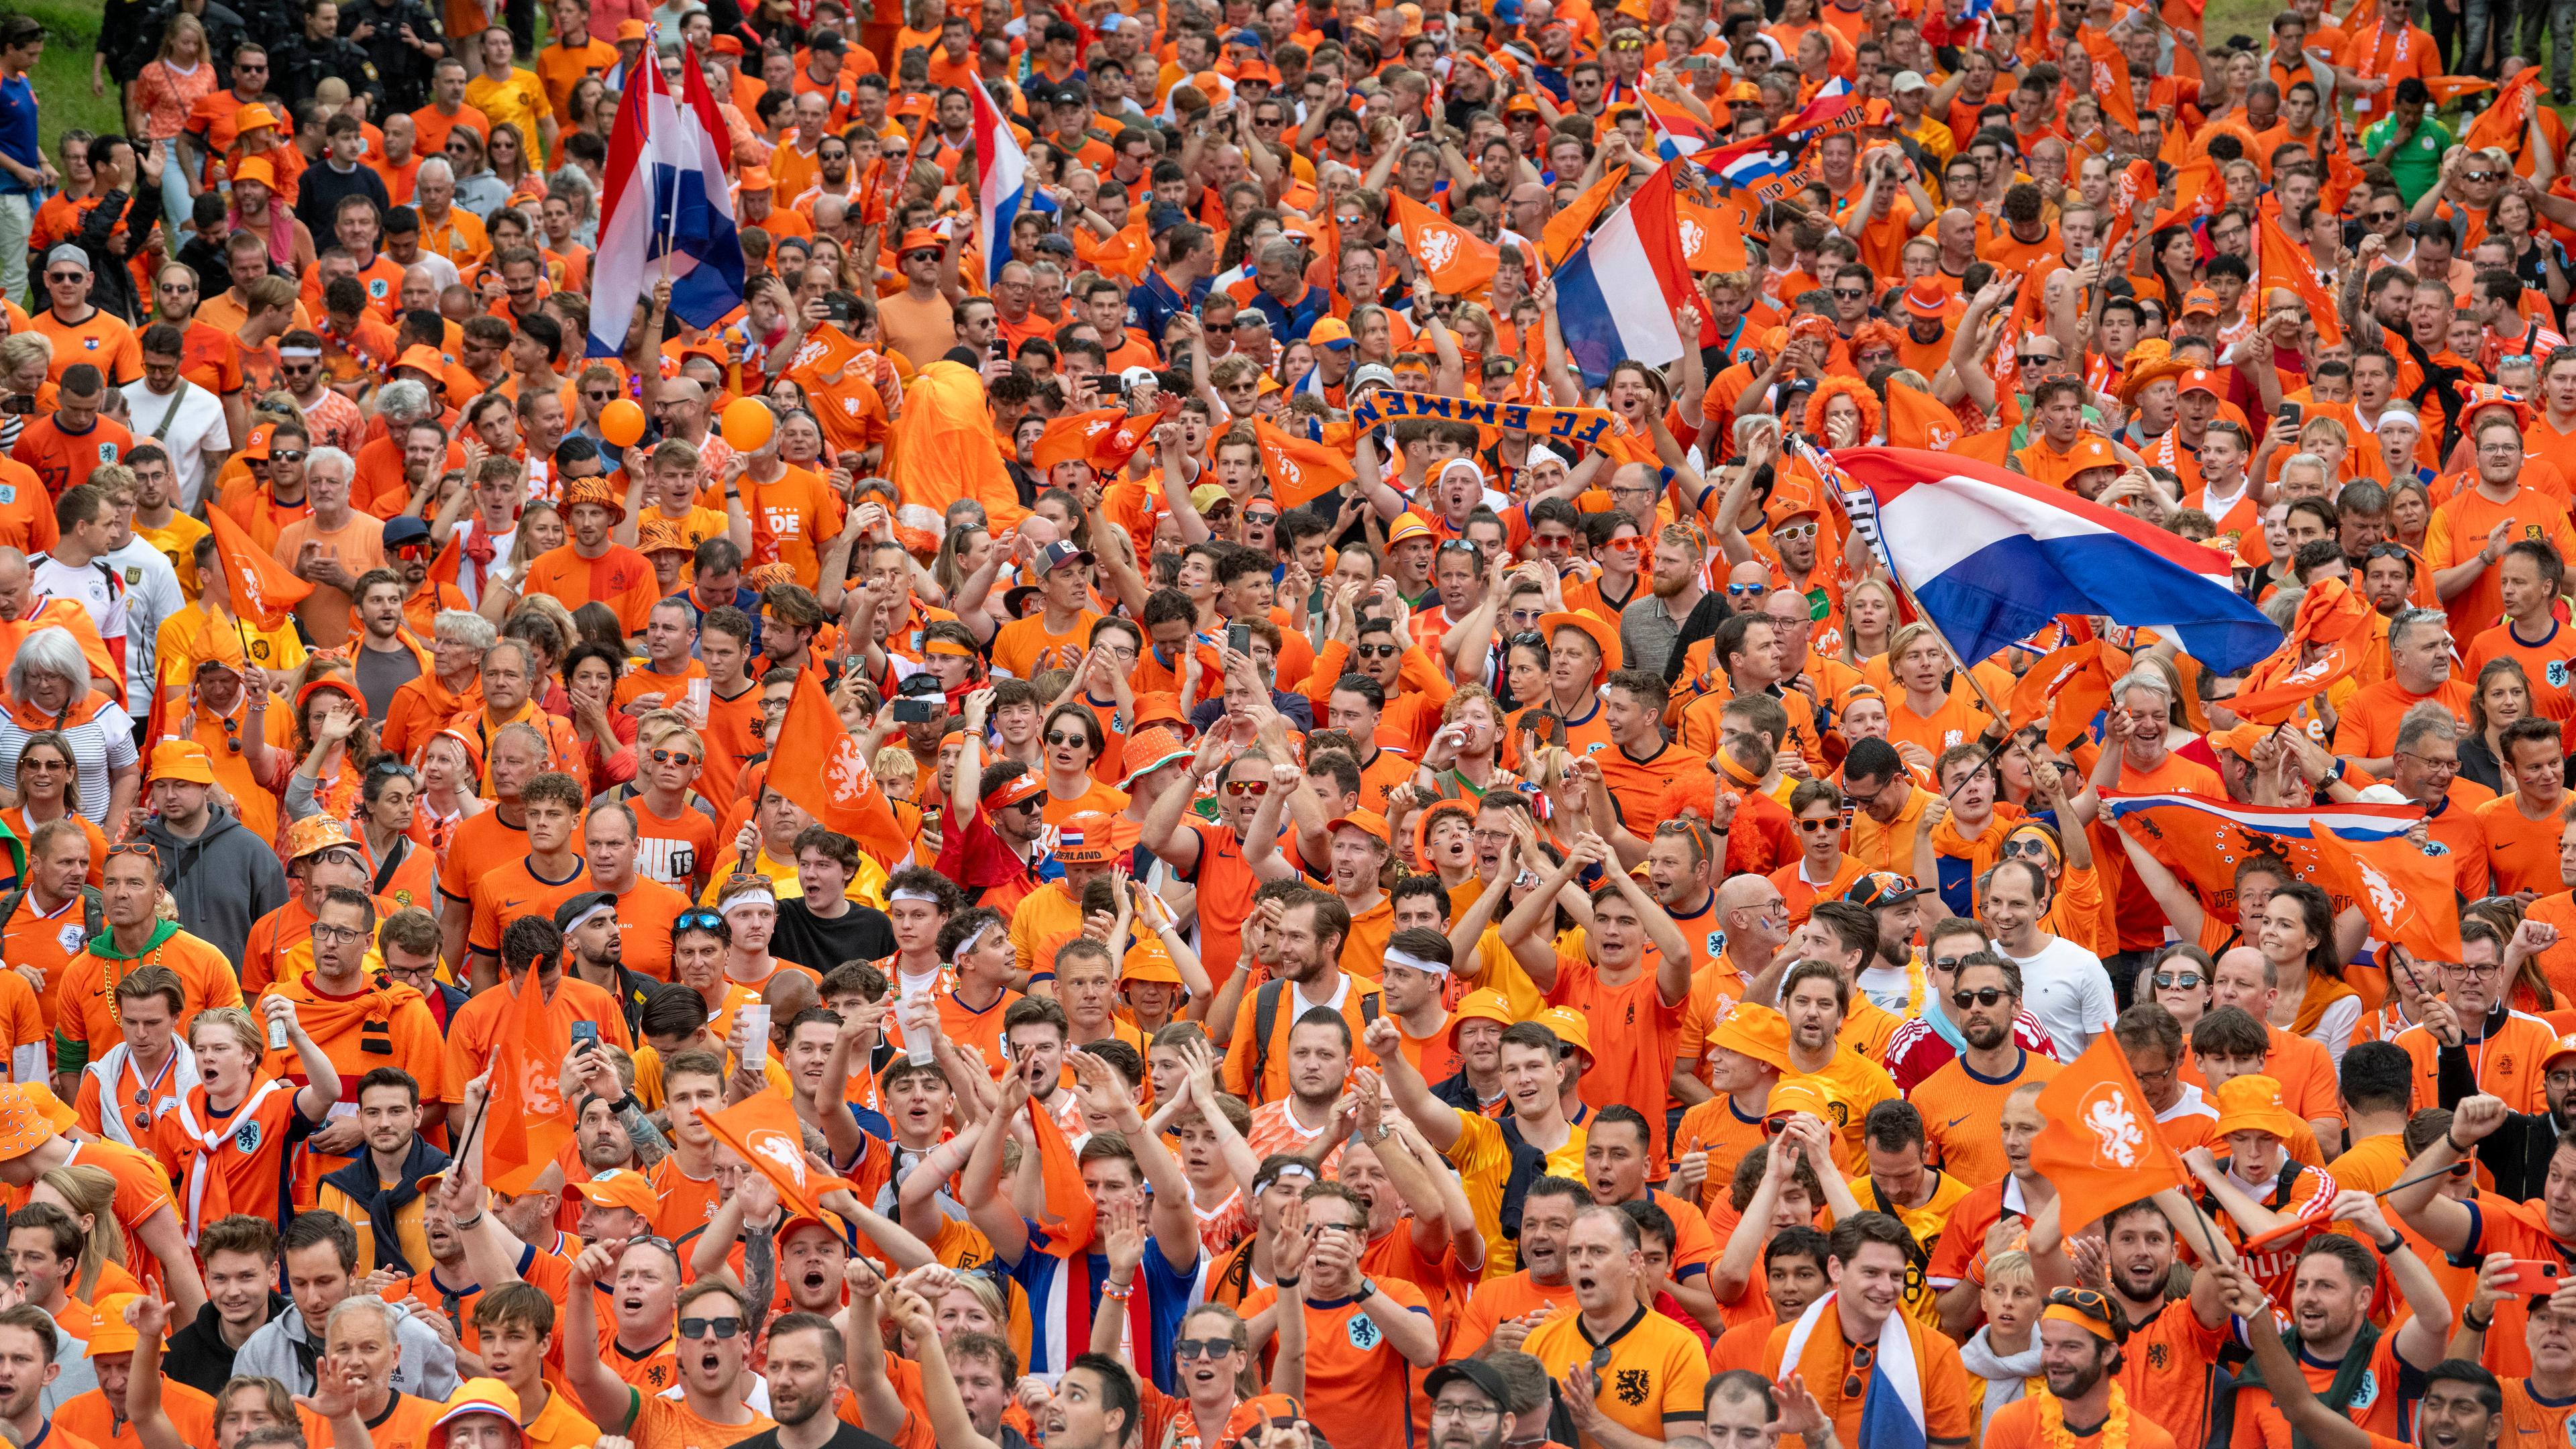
1307, 316, 1354, 350
2180, 368, 2224, 398
86, 1294, 142, 1356
1536, 1006, 1593, 1064
2180, 286, 2221, 317
572, 1168, 657, 1219
150, 739, 218, 787
1326, 809, 1392, 847
237, 422, 275, 462
394, 344, 449, 378
1767, 1075, 1842, 1125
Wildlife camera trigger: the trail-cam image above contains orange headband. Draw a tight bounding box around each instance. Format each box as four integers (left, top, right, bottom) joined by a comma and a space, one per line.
924, 639, 976, 659
2041, 1303, 2115, 1341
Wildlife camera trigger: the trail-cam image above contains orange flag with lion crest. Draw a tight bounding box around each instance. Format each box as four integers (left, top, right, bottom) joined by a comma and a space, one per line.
2029, 1034, 2188, 1231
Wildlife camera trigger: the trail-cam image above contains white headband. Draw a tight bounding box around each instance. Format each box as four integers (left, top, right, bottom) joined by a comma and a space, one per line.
2377, 410, 2420, 431
889, 886, 944, 905
278, 345, 323, 360
718, 883, 774, 915
560, 901, 615, 934
1385, 948, 1448, 977
951, 920, 997, 961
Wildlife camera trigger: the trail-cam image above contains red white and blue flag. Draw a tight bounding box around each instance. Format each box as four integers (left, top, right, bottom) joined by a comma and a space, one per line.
969, 77, 1055, 286
586, 39, 743, 356
1825, 447, 2284, 673
1550, 162, 1713, 384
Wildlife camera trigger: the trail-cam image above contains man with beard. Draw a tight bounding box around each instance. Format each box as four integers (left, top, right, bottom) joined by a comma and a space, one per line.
1978, 1287, 2174, 1449
1381, 1014, 1589, 1284
1422, 1360, 1528, 1449
2093, 1198, 2234, 1449
2220, 1258, 2491, 1449
1915, 956, 2061, 1187
1250, 782, 1394, 980
2224, 1197, 2454, 1449
727, 1312, 891, 1449
2424, 1022, 2576, 1200
937, 690, 1048, 917
1582, 1106, 1726, 1336
1244, 1008, 1354, 1167
313, 1068, 448, 1277
1221, 890, 1385, 1109
1252, 1181, 1440, 1449
565, 840, 678, 1016
1622, 521, 1721, 681
1774, 961, 1902, 1173
1523, 1203, 1713, 1448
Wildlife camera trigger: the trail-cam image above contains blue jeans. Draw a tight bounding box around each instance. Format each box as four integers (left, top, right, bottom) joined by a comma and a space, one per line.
154, 138, 191, 240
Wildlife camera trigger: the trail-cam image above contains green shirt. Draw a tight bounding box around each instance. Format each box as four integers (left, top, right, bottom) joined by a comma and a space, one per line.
2361, 115, 2457, 204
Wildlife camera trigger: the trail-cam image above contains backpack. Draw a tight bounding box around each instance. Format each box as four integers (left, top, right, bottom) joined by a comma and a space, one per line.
1247, 977, 1381, 1104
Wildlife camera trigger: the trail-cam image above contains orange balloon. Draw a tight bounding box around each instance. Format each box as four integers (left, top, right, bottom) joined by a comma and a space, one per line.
600, 398, 647, 447
722, 397, 776, 452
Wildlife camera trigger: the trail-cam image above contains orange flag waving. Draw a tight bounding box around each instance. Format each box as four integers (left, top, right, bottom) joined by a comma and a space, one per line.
205, 502, 313, 631
2465, 66, 2542, 152
2308, 823, 2464, 966
2226, 577, 2373, 722
1253, 419, 1357, 509
2007, 640, 2112, 749
1028, 1093, 1096, 1257
2257, 207, 2343, 347
2028, 1033, 2189, 1232
1544, 163, 1629, 268
478, 966, 572, 1181
1391, 192, 1499, 294
1033, 409, 1130, 474
770, 671, 913, 869
1673, 193, 1753, 273
1883, 377, 1962, 449
702, 1089, 861, 1222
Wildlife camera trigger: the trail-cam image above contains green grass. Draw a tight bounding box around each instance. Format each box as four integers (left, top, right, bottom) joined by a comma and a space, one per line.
20, 0, 121, 155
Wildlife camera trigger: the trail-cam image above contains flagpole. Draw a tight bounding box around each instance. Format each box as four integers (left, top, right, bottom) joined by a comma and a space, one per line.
1796, 439, 2019, 730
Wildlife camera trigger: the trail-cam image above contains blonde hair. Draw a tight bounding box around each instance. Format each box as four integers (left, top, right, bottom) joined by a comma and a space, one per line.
190, 1006, 266, 1058
1839, 577, 1902, 665
1179, 1302, 1260, 1397
38, 1165, 124, 1299
1985, 1248, 2035, 1289
872, 745, 919, 799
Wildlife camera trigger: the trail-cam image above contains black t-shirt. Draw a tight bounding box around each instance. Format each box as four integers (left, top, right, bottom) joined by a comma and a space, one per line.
727, 1420, 898, 1449
770, 896, 896, 975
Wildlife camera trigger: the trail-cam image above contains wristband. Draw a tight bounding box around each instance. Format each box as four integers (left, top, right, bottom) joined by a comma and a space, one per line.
2375, 1234, 2406, 1256
2464, 1307, 2493, 1332
2447, 1130, 2469, 1154
453, 1211, 484, 1230
1273, 1275, 1301, 1289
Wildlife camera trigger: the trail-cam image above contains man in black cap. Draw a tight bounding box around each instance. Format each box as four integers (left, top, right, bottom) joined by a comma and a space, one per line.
1424, 1360, 1522, 1449
383, 514, 466, 635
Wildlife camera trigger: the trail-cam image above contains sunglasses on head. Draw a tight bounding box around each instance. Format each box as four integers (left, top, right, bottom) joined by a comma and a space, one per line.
675, 909, 724, 932
108, 842, 160, 864
1951, 986, 2009, 1009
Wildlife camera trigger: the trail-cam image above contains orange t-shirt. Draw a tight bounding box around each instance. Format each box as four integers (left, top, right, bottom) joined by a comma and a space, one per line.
466, 853, 592, 957
29, 309, 142, 384
2475, 790, 2573, 896
271, 514, 388, 648
1547, 955, 1688, 1174
2423, 485, 2576, 641
520, 544, 662, 633
438, 973, 633, 1107
149, 1080, 309, 1234
1917, 1049, 2063, 1187
1986, 1393, 2178, 1449
10, 414, 133, 498
56, 1381, 212, 1449
1236, 1281, 1434, 1449
5, 891, 90, 1035
1762, 1309, 1975, 1449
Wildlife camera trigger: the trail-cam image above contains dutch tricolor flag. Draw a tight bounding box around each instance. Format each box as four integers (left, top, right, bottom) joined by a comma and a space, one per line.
586, 38, 743, 356
971, 77, 1055, 286
1548, 163, 1711, 385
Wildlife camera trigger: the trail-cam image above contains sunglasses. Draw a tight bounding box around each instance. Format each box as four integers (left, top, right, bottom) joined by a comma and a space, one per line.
675, 909, 724, 932
1845, 1340, 1876, 1400
1354, 643, 1401, 659
1042, 731, 1091, 747
678, 1317, 745, 1339
1244, 510, 1279, 524
1222, 778, 1270, 796
272, 449, 309, 463
1950, 987, 2010, 1009
1998, 836, 2052, 859
2019, 353, 2062, 368
2368, 209, 2400, 222
1725, 582, 1768, 597
1772, 521, 1819, 541
1605, 536, 1649, 555
2152, 971, 2204, 989
1173, 1337, 1236, 1359
649, 749, 700, 765
107, 843, 160, 864
1796, 818, 1838, 833
1929, 955, 1971, 971
1833, 288, 1869, 300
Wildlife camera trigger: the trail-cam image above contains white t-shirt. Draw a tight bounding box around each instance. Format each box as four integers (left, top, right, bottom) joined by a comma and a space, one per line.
2004, 934, 2121, 1059
119, 376, 231, 512
101, 537, 182, 718
28, 552, 127, 644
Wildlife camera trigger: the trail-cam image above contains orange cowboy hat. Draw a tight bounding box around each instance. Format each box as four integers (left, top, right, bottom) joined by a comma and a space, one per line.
1539, 610, 1619, 677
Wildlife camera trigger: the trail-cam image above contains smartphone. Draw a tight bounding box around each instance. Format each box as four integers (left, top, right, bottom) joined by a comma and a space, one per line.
0, 396, 30, 415
1091, 374, 1123, 394
989, 339, 1008, 361
2083, 245, 2101, 266
570, 1020, 600, 1056
2277, 401, 2304, 429
2508, 1260, 2566, 1290
1228, 622, 1252, 654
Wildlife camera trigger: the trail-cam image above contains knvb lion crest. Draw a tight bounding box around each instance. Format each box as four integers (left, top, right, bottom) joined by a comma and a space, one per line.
828, 737, 871, 805
2355, 857, 2405, 923
1417, 225, 1460, 274
748, 1126, 808, 1189
2078, 1082, 2147, 1169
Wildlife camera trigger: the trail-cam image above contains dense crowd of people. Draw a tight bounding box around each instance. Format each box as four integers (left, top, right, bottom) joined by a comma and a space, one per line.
0, 0, 2573, 1445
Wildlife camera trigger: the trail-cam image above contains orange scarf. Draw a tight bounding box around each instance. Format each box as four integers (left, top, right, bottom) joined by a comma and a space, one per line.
2291, 971, 2360, 1037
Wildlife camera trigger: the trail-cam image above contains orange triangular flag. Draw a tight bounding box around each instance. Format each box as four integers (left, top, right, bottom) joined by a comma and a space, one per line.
428, 532, 461, 588
702, 1089, 861, 1221
1543, 163, 1629, 268
2465, 66, 2542, 152
1028, 1094, 1095, 1258
1390, 192, 1499, 294
2027, 1034, 2190, 1232
769, 671, 912, 869
2309, 823, 2464, 967
1673, 193, 1752, 273
478, 964, 572, 1181
205, 503, 313, 631
2007, 640, 2111, 749
1253, 419, 1356, 510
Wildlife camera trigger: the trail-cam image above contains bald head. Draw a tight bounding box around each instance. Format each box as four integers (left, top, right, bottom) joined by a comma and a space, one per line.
0, 549, 31, 621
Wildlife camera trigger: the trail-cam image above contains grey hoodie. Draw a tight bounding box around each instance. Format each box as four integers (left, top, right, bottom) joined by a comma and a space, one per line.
144, 804, 290, 965
232, 1297, 458, 1401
